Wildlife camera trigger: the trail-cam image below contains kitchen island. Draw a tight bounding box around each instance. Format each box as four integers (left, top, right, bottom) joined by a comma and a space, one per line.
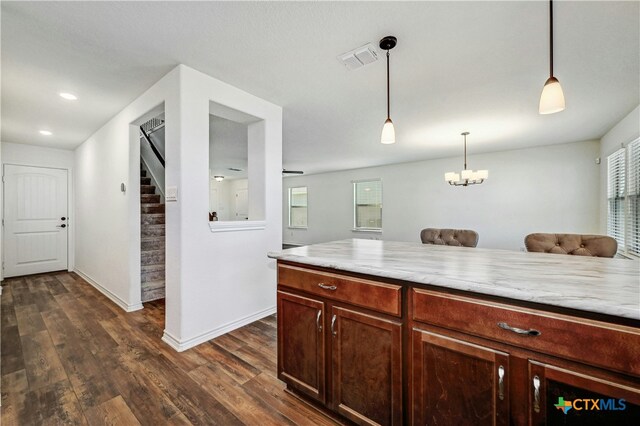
268, 239, 640, 425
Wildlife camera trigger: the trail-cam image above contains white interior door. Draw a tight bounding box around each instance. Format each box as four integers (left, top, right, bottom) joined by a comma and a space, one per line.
3, 164, 68, 277
234, 189, 248, 220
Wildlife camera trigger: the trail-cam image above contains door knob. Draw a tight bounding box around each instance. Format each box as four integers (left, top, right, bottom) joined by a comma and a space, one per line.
57, 224, 67, 228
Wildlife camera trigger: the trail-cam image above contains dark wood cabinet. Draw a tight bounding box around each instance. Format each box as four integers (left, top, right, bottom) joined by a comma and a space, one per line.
276, 261, 640, 426
277, 290, 326, 403
331, 306, 403, 425
277, 268, 404, 426
411, 327, 510, 425
528, 360, 640, 426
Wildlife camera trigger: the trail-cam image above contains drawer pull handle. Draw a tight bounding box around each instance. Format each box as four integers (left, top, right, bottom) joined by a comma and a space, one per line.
533, 375, 541, 413
331, 314, 337, 337
497, 322, 541, 337
316, 310, 322, 332
318, 283, 337, 291
498, 365, 505, 401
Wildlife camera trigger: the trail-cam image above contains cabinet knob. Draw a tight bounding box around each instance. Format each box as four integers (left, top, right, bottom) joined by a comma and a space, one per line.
318, 283, 337, 291
316, 310, 323, 333
498, 365, 505, 401
533, 375, 541, 413
331, 314, 337, 337
497, 322, 541, 337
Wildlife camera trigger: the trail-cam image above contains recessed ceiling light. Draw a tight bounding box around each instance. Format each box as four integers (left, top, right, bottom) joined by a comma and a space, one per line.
59, 92, 78, 101
39, 130, 53, 136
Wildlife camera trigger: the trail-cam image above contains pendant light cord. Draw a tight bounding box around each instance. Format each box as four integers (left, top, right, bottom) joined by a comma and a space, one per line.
386, 50, 391, 120
549, 0, 554, 77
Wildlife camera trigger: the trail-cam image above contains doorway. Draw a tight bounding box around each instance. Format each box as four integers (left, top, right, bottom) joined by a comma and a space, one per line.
3, 164, 69, 277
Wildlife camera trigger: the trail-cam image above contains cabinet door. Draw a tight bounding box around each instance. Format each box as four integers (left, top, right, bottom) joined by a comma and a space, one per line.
528, 360, 640, 425
412, 328, 510, 426
277, 291, 326, 403
331, 306, 403, 426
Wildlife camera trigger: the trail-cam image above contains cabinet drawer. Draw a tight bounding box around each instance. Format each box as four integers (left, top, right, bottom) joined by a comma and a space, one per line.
278, 264, 402, 317
412, 288, 640, 377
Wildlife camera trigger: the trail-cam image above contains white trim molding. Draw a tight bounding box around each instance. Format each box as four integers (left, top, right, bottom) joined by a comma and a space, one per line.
74, 269, 143, 312
162, 305, 276, 352
209, 220, 266, 233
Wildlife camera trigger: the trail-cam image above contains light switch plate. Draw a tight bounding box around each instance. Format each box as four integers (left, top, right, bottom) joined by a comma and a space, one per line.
166, 185, 178, 202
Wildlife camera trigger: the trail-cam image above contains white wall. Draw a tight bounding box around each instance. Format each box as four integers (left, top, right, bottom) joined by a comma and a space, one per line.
163, 66, 281, 351
283, 140, 601, 251
74, 67, 178, 313
2, 142, 74, 169
209, 178, 248, 221
1, 142, 75, 274
599, 105, 640, 233
74, 64, 281, 352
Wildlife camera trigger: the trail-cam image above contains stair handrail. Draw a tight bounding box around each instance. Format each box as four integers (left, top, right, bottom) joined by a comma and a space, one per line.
140, 126, 165, 168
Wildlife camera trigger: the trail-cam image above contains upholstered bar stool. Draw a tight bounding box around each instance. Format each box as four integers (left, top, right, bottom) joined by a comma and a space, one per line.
420, 228, 479, 248
524, 233, 617, 258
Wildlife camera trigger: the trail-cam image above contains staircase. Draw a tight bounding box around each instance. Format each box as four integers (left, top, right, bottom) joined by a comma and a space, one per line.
140, 167, 165, 302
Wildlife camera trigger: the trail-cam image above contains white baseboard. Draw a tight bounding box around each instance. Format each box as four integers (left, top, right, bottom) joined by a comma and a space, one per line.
162, 305, 276, 352
74, 269, 143, 313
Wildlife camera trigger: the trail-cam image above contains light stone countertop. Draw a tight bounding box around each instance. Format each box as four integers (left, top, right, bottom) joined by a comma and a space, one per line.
268, 239, 640, 321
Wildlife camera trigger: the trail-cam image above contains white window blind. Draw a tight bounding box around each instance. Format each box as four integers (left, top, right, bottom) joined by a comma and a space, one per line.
627, 139, 640, 256
607, 137, 640, 257
288, 187, 308, 228
607, 148, 626, 249
353, 180, 382, 230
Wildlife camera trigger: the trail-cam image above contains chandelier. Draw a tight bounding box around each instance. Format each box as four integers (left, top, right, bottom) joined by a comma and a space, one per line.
444, 132, 488, 187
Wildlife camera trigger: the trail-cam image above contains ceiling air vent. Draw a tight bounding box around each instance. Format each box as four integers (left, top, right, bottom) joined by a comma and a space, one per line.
337, 43, 378, 70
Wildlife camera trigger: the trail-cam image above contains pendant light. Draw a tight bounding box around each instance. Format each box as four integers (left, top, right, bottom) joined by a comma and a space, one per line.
380, 36, 397, 144
444, 132, 488, 187
539, 0, 565, 114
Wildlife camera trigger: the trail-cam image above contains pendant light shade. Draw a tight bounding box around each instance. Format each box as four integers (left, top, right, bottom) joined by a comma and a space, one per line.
379, 36, 397, 144
539, 0, 565, 114
381, 118, 396, 144
539, 76, 565, 115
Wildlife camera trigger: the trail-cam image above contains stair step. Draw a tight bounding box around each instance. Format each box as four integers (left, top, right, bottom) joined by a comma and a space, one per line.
141, 224, 165, 237
141, 204, 165, 214
141, 213, 165, 225
141, 237, 165, 251
142, 264, 165, 272
141, 267, 165, 282
141, 177, 151, 185
141, 185, 156, 194
141, 249, 165, 265
141, 194, 160, 204
140, 170, 147, 177
142, 280, 165, 302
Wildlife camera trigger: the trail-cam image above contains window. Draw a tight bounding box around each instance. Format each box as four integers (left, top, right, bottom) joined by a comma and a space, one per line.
607, 138, 640, 257
288, 187, 308, 228
353, 180, 382, 230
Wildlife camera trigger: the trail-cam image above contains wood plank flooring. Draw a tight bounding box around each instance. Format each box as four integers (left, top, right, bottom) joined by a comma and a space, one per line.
1, 272, 342, 425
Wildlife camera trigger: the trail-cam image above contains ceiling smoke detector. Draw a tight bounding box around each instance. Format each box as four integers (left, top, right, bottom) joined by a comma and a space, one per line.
338, 43, 378, 70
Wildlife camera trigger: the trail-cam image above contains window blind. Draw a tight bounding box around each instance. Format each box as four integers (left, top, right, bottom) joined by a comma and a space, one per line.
288, 187, 308, 228
607, 149, 626, 249
354, 180, 382, 229
627, 139, 640, 256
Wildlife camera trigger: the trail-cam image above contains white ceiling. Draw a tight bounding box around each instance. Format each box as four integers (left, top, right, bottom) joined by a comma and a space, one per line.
2, 1, 638, 174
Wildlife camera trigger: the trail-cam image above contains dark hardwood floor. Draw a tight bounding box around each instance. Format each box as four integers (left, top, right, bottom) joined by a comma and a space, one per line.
1, 271, 342, 425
